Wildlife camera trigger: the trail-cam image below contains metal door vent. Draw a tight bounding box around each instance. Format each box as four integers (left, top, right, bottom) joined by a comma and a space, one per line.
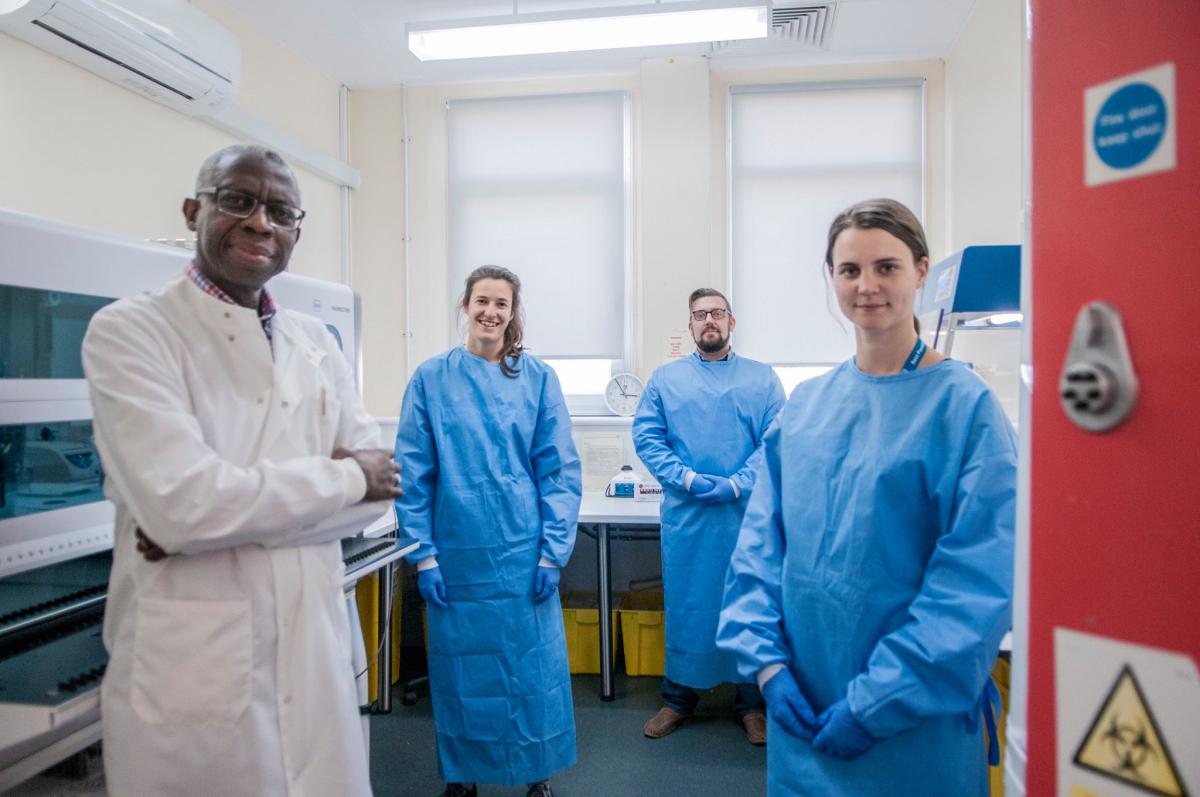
712, 3, 836, 53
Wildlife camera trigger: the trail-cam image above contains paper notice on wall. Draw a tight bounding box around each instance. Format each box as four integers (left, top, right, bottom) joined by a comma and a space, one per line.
580, 433, 624, 491
665, 329, 690, 361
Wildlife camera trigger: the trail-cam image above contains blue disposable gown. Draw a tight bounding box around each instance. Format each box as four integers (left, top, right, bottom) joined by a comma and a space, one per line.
395, 348, 582, 786
717, 359, 1016, 797
633, 351, 785, 688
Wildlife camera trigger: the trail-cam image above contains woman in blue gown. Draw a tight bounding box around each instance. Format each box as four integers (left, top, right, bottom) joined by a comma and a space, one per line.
395, 266, 582, 797
717, 199, 1017, 796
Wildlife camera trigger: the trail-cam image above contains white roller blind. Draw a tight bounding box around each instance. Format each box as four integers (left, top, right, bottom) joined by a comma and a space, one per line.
448, 92, 629, 359
730, 81, 924, 364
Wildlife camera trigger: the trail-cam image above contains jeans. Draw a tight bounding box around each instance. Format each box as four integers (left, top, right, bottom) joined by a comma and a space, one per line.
661, 677, 765, 717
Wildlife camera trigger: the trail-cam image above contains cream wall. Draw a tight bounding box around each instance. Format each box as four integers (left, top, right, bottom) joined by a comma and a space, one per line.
348, 57, 951, 416
0, 1, 1023, 421
1, 0, 1016, 419
347, 87, 408, 419
638, 57, 712, 377
945, 0, 1025, 250
0, 0, 345, 282
349, 75, 639, 416
709, 59, 949, 264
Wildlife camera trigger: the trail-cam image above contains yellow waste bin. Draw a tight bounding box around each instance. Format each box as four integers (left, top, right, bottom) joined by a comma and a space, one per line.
354, 571, 402, 703
561, 591, 619, 674
988, 656, 1011, 797
619, 590, 665, 677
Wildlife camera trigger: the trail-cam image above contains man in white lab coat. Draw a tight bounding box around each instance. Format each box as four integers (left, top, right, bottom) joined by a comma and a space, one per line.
82, 145, 401, 796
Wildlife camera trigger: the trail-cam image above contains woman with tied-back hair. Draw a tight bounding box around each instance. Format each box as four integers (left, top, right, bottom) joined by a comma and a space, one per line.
718, 199, 1017, 796
394, 265, 582, 797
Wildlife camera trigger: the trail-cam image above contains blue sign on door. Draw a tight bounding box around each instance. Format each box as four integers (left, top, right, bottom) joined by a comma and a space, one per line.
1093, 82, 1167, 170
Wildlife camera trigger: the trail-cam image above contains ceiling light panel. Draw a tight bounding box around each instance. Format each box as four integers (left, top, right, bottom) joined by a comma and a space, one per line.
408, 0, 771, 61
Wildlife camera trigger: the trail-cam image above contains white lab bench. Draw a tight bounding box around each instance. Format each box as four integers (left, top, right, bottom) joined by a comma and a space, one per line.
343, 507, 418, 715
0, 508, 409, 793
576, 493, 661, 701
573, 493, 1013, 702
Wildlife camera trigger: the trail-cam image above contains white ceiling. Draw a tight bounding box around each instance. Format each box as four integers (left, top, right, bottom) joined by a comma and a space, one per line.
219, 0, 978, 88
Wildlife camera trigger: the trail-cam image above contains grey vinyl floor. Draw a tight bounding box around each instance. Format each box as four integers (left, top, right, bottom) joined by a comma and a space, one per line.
8, 675, 766, 797
370, 675, 767, 797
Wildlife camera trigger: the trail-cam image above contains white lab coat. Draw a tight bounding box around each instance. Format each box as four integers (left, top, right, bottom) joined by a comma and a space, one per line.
82, 272, 387, 797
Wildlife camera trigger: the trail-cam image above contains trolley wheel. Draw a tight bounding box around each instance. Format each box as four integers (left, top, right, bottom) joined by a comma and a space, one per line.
402, 691, 418, 706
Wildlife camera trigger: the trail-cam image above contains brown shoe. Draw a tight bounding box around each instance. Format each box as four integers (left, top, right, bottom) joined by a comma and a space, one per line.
643, 706, 690, 738
742, 712, 767, 746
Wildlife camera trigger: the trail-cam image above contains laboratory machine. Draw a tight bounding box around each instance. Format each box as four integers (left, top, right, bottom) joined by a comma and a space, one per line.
917, 245, 1022, 424
0, 208, 401, 790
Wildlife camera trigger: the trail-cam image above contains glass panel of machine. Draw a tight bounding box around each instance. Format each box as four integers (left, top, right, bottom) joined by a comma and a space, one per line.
0, 420, 103, 521
0, 286, 113, 380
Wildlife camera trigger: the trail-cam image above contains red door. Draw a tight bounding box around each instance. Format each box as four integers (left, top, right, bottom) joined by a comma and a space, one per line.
1028, 3, 1200, 796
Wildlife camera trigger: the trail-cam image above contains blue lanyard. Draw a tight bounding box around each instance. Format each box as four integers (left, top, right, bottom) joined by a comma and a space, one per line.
902, 336, 927, 372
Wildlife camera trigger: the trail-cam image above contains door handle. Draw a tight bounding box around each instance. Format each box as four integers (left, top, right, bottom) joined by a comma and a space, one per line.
1058, 302, 1138, 432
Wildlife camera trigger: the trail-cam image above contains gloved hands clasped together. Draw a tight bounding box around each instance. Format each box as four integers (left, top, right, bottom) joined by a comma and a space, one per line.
813, 699, 874, 759
762, 668, 818, 741
688, 472, 739, 504
763, 669, 876, 759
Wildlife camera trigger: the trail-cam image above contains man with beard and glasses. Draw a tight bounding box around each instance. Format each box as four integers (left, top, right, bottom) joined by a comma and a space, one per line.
632, 288, 785, 746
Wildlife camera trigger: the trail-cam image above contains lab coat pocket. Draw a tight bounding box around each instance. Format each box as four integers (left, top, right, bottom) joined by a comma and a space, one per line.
130, 597, 252, 726
319, 395, 343, 452
296, 387, 341, 457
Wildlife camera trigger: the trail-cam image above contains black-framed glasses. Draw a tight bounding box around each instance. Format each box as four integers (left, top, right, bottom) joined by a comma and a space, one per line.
196, 186, 306, 230
691, 308, 729, 322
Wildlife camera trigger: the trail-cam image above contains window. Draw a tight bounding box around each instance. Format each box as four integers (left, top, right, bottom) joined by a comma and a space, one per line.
774, 365, 835, 396
543, 358, 618, 399
729, 80, 925, 368
447, 92, 631, 413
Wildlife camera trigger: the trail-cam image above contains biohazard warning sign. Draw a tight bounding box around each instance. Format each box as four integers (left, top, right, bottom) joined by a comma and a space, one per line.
1073, 665, 1187, 797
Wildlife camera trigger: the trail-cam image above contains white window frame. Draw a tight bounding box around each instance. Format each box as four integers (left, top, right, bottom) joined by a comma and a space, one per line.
445, 91, 634, 416
726, 78, 927, 373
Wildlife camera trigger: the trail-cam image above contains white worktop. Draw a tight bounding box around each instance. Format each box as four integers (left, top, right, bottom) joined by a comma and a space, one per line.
578, 493, 661, 524
573, 493, 1013, 654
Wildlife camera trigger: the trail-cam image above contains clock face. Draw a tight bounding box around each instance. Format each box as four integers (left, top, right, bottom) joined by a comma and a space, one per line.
604, 372, 645, 416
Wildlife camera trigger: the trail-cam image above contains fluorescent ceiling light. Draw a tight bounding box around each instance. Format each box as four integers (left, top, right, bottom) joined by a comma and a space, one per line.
407, 1, 771, 61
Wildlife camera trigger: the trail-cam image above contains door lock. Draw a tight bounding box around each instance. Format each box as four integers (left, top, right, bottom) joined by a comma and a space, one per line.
1059, 302, 1138, 432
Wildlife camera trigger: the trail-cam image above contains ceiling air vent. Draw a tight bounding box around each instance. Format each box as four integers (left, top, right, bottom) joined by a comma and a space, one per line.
771, 4, 835, 46
711, 3, 836, 53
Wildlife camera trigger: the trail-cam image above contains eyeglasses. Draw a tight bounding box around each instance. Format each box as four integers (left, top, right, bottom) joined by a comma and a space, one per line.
196, 187, 306, 230
691, 308, 729, 322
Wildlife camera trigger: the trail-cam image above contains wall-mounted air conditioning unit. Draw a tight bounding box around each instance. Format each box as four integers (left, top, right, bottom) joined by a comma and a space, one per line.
0, 0, 240, 116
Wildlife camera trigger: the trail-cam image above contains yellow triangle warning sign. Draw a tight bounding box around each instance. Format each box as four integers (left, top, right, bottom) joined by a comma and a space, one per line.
1073, 664, 1188, 797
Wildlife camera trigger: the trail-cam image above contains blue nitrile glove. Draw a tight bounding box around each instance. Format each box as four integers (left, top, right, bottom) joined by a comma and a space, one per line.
688, 473, 716, 495
762, 668, 819, 742
813, 698, 875, 759
694, 476, 737, 504
533, 566, 560, 604
417, 567, 449, 609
